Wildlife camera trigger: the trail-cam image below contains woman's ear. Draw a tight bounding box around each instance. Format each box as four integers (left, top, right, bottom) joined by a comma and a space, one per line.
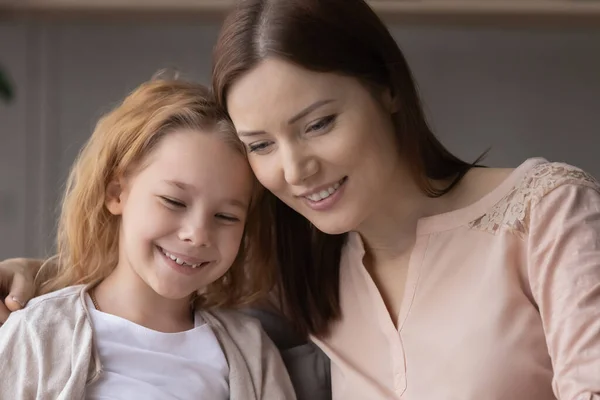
105, 179, 125, 215
381, 88, 400, 114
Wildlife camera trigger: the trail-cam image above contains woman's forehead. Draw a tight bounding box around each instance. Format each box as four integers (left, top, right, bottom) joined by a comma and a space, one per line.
226, 59, 355, 124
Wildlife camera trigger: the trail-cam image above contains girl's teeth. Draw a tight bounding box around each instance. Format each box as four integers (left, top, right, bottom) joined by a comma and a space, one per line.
162, 249, 201, 268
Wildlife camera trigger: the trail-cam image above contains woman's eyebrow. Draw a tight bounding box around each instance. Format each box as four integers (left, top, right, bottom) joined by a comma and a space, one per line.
287, 99, 335, 125
237, 98, 335, 137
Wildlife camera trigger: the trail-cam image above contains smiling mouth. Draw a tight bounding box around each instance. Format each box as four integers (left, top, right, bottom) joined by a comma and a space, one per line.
157, 246, 210, 269
304, 177, 347, 202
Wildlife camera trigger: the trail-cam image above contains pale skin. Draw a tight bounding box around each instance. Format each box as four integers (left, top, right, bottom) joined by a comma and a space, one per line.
227, 58, 514, 326
95, 129, 252, 333
102, 129, 252, 333
0, 129, 253, 332
2, 59, 512, 329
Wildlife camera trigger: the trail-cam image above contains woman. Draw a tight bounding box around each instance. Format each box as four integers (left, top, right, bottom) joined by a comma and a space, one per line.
2, 0, 600, 398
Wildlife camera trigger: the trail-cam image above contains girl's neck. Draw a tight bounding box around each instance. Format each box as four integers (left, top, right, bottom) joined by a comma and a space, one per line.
92, 265, 195, 333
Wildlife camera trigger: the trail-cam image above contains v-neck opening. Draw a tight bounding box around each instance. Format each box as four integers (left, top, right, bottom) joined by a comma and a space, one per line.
346, 158, 547, 333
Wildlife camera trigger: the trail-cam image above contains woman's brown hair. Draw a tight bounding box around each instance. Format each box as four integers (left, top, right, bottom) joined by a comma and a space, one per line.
212, 0, 483, 336
38, 79, 274, 309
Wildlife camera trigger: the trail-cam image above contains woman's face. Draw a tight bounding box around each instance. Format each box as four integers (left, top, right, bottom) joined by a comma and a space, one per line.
226, 58, 404, 235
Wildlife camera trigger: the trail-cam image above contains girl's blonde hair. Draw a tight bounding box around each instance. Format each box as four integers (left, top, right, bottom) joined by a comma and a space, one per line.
37, 79, 274, 308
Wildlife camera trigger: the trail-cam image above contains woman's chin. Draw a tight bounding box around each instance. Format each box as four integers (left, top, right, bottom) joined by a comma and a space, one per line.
308, 217, 355, 236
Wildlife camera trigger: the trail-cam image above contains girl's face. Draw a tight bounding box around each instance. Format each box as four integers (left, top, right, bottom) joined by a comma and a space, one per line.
227, 58, 404, 235
106, 129, 253, 300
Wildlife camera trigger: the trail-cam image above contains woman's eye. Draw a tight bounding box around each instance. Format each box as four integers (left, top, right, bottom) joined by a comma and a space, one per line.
307, 115, 337, 133
160, 196, 185, 208
248, 142, 271, 153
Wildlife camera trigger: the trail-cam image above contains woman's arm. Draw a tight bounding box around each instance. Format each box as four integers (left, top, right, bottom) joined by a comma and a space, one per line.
529, 182, 600, 399
0, 257, 48, 322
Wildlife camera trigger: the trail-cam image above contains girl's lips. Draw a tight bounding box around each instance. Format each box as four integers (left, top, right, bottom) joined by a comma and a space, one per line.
156, 246, 210, 276
157, 246, 207, 267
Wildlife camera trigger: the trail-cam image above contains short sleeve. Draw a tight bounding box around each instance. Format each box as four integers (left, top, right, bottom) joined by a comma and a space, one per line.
528, 182, 600, 399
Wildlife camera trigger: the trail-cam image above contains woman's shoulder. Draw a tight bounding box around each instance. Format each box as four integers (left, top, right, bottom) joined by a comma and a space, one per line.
469, 159, 600, 237
473, 158, 597, 201
514, 159, 598, 196
493, 159, 598, 208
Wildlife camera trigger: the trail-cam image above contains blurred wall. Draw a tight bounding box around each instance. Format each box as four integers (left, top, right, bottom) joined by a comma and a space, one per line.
1, 19, 599, 258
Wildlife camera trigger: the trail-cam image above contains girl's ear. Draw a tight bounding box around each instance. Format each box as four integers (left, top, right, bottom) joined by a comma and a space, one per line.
105, 179, 125, 215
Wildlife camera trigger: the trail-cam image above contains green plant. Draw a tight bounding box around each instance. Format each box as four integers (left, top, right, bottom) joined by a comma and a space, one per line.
0, 66, 15, 103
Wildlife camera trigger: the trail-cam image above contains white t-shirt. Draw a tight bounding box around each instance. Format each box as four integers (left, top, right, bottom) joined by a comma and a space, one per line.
85, 295, 229, 400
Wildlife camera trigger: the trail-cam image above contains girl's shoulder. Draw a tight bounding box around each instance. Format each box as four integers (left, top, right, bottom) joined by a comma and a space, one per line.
13, 285, 88, 326
26, 285, 85, 306
199, 308, 265, 338
198, 308, 297, 399
0, 285, 95, 399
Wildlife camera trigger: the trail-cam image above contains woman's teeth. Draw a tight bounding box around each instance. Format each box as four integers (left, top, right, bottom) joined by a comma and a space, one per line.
306, 180, 342, 202
161, 248, 203, 268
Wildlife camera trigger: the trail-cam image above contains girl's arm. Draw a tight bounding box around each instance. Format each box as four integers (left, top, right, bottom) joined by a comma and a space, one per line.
0, 312, 40, 398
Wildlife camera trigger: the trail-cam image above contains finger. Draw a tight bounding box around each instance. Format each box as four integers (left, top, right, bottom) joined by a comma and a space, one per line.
5, 273, 34, 312
0, 299, 10, 323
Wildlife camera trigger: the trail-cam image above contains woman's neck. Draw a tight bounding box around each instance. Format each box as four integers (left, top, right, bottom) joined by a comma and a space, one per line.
356, 174, 455, 266
92, 264, 194, 333
357, 165, 508, 266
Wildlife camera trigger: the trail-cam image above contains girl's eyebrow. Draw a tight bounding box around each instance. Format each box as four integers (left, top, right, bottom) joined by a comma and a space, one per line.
163, 179, 191, 190
224, 198, 249, 211
162, 179, 248, 210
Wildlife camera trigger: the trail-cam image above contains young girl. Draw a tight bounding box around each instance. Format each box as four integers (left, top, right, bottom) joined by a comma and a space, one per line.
0, 79, 296, 399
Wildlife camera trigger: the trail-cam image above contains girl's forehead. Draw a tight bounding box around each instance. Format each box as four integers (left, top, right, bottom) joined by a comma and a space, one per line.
136, 129, 251, 189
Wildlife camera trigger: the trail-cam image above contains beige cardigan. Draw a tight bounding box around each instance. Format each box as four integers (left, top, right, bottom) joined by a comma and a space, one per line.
0, 285, 296, 400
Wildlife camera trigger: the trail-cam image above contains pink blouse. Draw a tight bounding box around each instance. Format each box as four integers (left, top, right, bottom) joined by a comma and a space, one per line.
312, 158, 600, 400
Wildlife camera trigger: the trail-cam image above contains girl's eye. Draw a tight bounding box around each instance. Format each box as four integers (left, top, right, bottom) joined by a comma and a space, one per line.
248, 141, 271, 153
306, 115, 337, 133
160, 196, 185, 208
216, 213, 240, 223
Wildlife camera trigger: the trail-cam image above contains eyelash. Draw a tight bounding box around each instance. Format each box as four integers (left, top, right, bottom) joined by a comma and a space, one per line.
306, 114, 337, 133
161, 196, 185, 208
247, 114, 337, 153
161, 197, 240, 222
216, 214, 240, 223
248, 142, 270, 153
